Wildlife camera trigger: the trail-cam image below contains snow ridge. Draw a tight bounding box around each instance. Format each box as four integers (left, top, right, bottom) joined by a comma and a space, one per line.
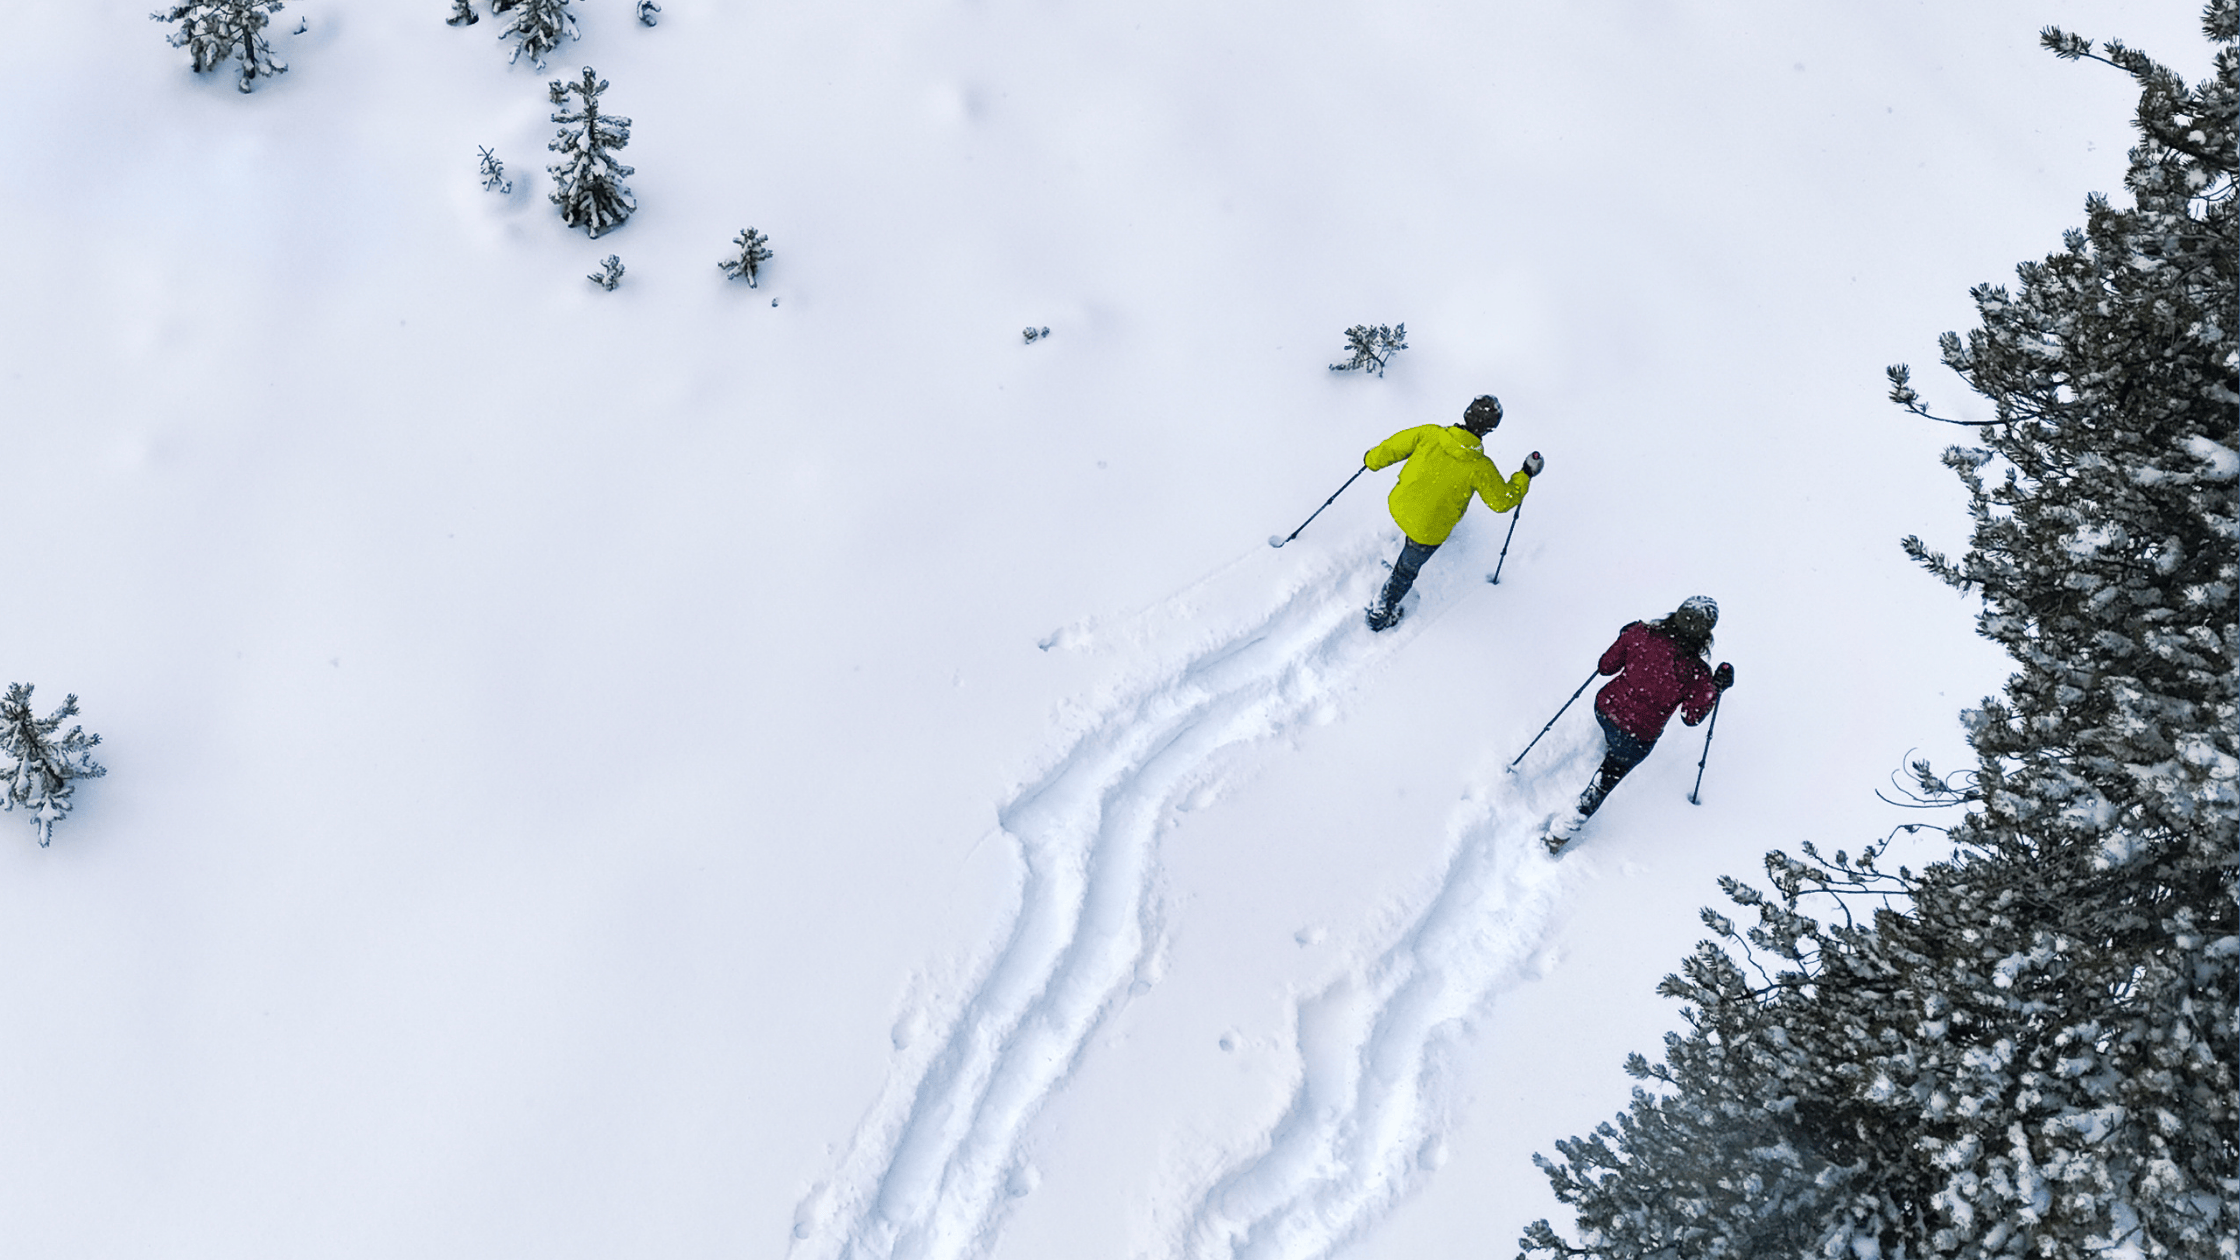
1171, 736, 1600, 1260
793, 539, 1421, 1260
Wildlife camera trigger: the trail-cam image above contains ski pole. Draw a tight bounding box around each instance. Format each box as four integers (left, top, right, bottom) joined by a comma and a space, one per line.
1687, 695, 1723, 805
1508, 667, 1601, 771
1269, 466, 1368, 548
1486, 500, 1523, 584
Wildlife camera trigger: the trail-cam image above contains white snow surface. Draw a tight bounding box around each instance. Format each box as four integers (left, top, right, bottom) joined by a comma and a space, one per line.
0, 2, 2211, 1258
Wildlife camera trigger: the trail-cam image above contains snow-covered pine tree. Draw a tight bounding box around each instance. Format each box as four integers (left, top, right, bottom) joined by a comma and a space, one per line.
1328, 323, 1406, 376
495, 0, 575, 68
587, 254, 623, 290
1521, 8, 2237, 1259
0, 684, 107, 848
547, 67, 635, 238
149, 0, 288, 93
718, 227, 773, 286
636, 1, 659, 27
446, 0, 478, 27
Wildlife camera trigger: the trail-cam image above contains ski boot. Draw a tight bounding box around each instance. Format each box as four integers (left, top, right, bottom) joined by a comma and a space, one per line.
1365, 598, 1405, 632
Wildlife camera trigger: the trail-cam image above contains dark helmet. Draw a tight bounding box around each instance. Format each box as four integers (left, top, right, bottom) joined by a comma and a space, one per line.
1463, 395, 1503, 433
1669, 595, 1718, 642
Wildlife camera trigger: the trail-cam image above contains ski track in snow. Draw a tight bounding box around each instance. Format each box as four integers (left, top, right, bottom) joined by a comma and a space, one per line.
792, 536, 1423, 1260
1170, 735, 1602, 1260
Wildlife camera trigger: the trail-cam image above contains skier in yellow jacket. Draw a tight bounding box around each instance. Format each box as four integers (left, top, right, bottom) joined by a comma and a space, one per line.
1363, 395, 1542, 631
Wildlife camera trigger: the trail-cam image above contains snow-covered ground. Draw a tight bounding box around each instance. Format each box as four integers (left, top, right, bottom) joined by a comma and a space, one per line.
0, 2, 2214, 1257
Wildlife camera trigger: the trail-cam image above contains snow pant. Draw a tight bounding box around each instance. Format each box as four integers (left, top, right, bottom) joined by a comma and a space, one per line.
1376, 538, 1441, 610
1582, 711, 1657, 816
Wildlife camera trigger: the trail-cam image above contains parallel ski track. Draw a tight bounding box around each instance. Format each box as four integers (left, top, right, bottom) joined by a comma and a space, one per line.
1171, 731, 1598, 1260
792, 542, 1414, 1260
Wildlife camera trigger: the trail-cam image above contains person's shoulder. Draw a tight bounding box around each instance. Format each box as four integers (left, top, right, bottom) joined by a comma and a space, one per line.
1439, 424, 1490, 453
1634, 622, 1684, 655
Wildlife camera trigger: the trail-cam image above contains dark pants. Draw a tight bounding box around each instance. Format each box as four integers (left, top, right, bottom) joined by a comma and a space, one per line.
1377, 538, 1441, 610
1581, 712, 1657, 816
1596, 711, 1657, 776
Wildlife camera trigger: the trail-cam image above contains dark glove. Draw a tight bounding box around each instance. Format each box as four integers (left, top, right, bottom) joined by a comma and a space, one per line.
1714, 662, 1734, 691
1521, 450, 1545, 477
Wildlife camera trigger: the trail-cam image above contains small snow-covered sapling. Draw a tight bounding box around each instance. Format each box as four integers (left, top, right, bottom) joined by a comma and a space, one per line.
718, 227, 773, 286
446, 0, 478, 26
477, 146, 512, 193
547, 67, 636, 237
150, 0, 289, 93
0, 684, 106, 848
1022, 326, 1051, 344
588, 255, 624, 290
1328, 323, 1407, 377
636, 0, 659, 26
497, 0, 576, 67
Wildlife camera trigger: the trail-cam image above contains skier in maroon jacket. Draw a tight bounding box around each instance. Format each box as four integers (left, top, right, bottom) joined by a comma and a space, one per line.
1554, 596, 1735, 848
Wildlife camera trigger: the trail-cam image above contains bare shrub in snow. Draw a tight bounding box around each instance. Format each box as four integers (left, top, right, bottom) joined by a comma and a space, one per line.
477, 146, 511, 193
718, 228, 773, 286
547, 67, 635, 238
150, 0, 288, 93
1327, 323, 1405, 377
1, 685, 107, 848
1523, 9, 2237, 1258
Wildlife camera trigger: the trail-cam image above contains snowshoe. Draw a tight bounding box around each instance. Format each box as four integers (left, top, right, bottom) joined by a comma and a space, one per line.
1541, 809, 1586, 856
1365, 600, 1406, 632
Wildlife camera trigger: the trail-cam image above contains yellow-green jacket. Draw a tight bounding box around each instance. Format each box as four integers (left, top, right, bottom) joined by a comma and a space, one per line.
1364, 424, 1531, 546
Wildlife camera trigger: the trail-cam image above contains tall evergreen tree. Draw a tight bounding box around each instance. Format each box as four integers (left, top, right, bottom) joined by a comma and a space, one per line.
1521, 8, 2236, 1259
546, 67, 635, 238
150, 0, 287, 93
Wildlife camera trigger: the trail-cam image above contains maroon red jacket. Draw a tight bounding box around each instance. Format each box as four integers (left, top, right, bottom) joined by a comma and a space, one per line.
1593, 621, 1719, 744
